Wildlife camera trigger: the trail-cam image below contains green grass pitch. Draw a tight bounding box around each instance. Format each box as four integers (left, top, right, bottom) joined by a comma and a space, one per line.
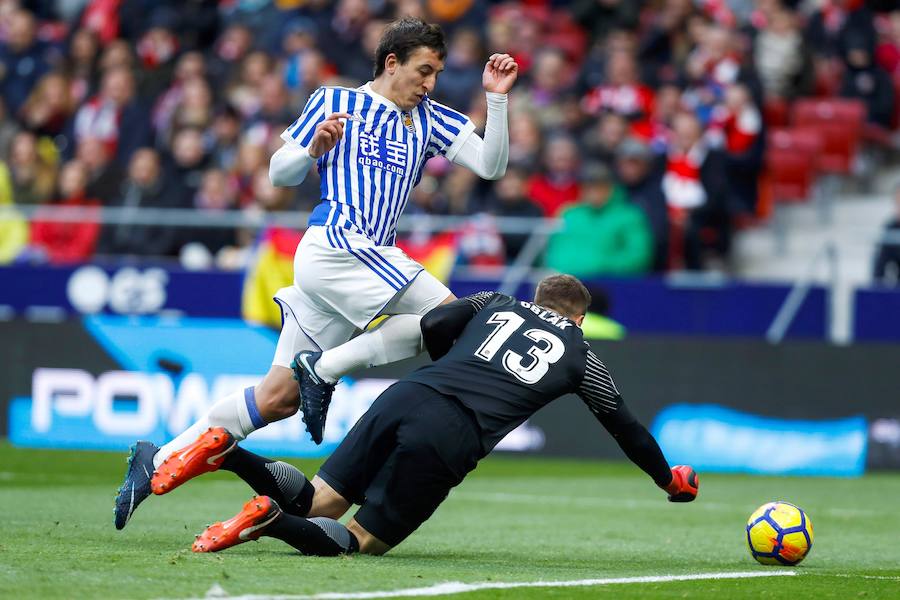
1, 442, 899, 599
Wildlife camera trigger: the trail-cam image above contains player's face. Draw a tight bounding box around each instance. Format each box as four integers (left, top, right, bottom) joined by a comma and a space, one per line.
393, 47, 444, 110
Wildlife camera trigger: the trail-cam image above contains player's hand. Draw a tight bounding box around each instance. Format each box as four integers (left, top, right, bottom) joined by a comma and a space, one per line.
663, 465, 699, 503
482, 53, 518, 95
308, 112, 351, 158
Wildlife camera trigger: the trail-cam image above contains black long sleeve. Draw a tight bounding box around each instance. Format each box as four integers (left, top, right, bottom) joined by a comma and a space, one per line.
420, 291, 496, 361
576, 350, 672, 487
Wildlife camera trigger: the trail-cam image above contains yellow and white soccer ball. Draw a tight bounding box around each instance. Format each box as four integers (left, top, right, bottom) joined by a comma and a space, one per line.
746, 501, 814, 566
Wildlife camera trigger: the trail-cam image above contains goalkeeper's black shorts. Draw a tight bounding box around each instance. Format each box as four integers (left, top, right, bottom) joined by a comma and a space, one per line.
318, 381, 482, 547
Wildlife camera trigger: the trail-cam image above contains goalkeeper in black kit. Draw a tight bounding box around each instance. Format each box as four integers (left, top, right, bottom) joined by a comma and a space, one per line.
170, 274, 698, 556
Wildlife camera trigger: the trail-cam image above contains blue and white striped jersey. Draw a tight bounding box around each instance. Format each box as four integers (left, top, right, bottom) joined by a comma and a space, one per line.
281, 83, 475, 246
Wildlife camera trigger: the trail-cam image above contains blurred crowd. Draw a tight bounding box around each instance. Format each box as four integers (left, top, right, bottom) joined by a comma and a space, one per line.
1, 0, 899, 277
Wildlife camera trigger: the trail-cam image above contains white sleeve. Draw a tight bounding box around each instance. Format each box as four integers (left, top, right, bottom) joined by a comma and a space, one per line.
269, 143, 317, 187
451, 92, 509, 180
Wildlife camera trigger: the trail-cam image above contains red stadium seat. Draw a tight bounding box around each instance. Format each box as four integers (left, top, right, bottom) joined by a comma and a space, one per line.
763, 127, 824, 204
791, 99, 865, 175
763, 97, 790, 128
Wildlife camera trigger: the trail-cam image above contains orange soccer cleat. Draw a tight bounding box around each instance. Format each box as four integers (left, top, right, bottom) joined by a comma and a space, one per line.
151, 427, 236, 495
192, 496, 283, 553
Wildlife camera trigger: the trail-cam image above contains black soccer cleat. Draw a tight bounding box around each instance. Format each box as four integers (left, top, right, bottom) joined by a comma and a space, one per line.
114, 440, 159, 530
291, 350, 335, 445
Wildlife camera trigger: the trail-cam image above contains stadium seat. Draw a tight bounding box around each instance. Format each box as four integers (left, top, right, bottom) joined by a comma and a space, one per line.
762, 97, 790, 128
812, 60, 843, 97
791, 99, 865, 175
763, 127, 823, 203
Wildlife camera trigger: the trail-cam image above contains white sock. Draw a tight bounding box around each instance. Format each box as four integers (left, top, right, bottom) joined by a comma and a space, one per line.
153, 387, 265, 468
316, 314, 424, 383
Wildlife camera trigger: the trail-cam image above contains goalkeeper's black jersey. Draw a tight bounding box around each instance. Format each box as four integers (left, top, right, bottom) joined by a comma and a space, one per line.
406, 292, 622, 454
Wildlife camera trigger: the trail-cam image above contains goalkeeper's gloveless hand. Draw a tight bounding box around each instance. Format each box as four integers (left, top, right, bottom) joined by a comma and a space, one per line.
663, 465, 699, 503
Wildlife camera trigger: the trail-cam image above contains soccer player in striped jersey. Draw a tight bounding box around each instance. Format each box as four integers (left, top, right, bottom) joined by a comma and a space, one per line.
268, 17, 518, 444
114, 17, 518, 529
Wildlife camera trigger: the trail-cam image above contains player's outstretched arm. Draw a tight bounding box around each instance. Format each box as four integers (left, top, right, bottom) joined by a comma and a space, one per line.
576, 351, 698, 502
450, 54, 518, 180
270, 112, 350, 187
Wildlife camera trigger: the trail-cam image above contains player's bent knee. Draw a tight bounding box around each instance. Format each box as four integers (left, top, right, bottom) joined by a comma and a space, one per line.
347, 519, 391, 555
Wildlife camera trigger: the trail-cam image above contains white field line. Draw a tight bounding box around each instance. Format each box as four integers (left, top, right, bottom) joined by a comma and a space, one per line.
450, 491, 883, 518
178, 571, 796, 600
827, 574, 900, 581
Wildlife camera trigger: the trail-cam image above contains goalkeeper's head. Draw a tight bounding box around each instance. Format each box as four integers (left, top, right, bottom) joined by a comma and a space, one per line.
533, 274, 591, 326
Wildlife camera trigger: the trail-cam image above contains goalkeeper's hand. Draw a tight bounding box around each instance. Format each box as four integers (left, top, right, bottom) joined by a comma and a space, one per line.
663, 465, 699, 503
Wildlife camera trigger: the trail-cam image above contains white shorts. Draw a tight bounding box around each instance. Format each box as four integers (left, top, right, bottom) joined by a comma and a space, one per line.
271, 225, 451, 368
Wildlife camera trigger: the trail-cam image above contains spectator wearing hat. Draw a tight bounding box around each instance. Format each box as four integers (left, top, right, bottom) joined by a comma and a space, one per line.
544, 162, 653, 278
615, 137, 668, 272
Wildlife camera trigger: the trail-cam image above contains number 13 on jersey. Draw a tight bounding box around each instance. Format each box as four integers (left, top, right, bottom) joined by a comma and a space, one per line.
474, 311, 566, 385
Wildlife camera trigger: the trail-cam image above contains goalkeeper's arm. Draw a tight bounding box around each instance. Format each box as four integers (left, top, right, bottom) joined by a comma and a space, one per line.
576, 350, 673, 489
420, 291, 496, 360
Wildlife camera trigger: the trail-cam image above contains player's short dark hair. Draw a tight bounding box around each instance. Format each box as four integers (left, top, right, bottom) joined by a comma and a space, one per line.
373, 17, 446, 78
534, 275, 592, 318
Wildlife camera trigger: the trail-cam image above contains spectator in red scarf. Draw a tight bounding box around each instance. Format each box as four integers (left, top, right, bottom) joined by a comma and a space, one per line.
708, 83, 764, 214
582, 49, 655, 129
29, 160, 100, 264
71, 66, 151, 165
662, 111, 730, 270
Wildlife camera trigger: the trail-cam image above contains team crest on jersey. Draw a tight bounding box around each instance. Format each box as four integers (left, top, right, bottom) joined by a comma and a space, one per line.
401, 112, 415, 133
